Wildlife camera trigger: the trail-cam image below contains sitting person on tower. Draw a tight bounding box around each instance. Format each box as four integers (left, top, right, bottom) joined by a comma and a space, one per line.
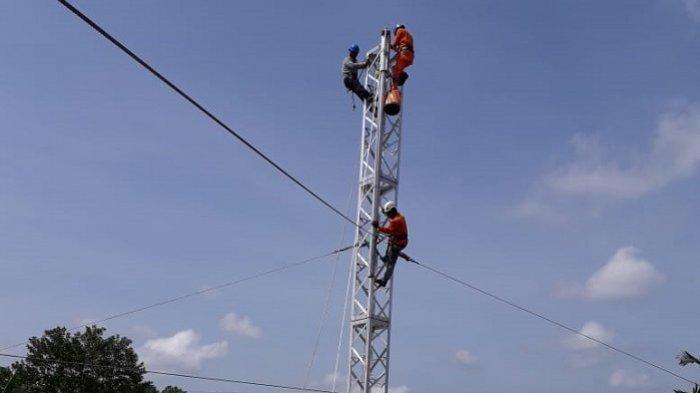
342, 44, 375, 103
390, 24, 414, 89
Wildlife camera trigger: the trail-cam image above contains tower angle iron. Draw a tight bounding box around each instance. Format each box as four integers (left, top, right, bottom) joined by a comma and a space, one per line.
347, 28, 404, 393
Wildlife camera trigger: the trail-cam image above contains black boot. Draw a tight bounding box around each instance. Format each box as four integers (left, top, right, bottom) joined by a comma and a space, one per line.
398, 72, 409, 86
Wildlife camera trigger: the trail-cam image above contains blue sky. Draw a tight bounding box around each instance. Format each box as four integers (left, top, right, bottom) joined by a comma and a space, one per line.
2, 1, 700, 392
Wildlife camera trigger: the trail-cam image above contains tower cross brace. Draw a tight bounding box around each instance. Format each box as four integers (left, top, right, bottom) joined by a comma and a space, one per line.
347, 28, 404, 393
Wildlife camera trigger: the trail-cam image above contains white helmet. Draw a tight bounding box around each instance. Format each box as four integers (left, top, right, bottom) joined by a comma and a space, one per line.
383, 201, 397, 213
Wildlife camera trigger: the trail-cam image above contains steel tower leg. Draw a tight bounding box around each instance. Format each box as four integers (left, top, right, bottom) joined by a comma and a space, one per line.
347, 28, 404, 393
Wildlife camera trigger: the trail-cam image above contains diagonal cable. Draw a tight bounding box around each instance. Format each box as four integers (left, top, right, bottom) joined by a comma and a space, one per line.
1, 245, 355, 352
0, 353, 335, 393
302, 162, 358, 390
330, 252, 354, 392
56, 0, 359, 231
400, 254, 699, 386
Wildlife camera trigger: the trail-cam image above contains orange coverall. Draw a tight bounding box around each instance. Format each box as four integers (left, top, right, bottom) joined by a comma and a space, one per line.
391, 27, 414, 88
378, 213, 409, 248
376, 212, 409, 286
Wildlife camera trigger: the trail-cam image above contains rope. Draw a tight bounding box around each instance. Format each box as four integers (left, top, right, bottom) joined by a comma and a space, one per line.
1, 245, 356, 352
302, 162, 358, 390
0, 353, 335, 393
301, 238, 345, 390
401, 255, 699, 386
331, 252, 354, 393
56, 0, 361, 232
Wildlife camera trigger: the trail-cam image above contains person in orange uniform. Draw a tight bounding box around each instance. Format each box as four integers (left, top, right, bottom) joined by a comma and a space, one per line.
391, 24, 414, 89
371, 201, 409, 287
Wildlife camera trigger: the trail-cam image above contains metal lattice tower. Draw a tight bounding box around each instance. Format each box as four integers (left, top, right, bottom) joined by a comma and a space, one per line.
347, 28, 404, 393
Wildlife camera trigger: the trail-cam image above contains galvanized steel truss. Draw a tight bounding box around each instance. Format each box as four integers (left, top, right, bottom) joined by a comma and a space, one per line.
347, 28, 404, 393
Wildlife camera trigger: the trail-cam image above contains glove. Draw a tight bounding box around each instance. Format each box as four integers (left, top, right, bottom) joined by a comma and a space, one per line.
366, 53, 376, 64
371, 220, 379, 228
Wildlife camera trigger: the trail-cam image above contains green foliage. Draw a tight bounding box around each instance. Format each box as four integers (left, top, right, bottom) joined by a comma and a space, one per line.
674, 350, 700, 393
1, 326, 183, 393
161, 387, 187, 393
674, 385, 700, 393
679, 351, 700, 367
0, 366, 12, 386
1, 366, 22, 393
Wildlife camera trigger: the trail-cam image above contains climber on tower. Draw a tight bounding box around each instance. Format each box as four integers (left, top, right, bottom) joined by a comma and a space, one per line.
390, 24, 414, 89
372, 201, 409, 288
342, 44, 375, 103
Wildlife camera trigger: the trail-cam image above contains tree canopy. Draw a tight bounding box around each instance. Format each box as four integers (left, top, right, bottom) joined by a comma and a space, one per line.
0, 326, 186, 393
161, 387, 187, 393
674, 350, 699, 393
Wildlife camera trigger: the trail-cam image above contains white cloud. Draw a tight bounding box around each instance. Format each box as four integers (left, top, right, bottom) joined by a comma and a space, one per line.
455, 349, 479, 365
557, 247, 664, 301
139, 330, 228, 370
518, 104, 700, 219
371, 386, 409, 393
321, 372, 341, 387
220, 312, 262, 338
683, 0, 700, 22
547, 106, 700, 198
609, 369, 650, 388
514, 198, 565, 223
564, 321, 614, 350
306, 372, 341, 391
585, 248, 664, 300
370, 385, 409, 393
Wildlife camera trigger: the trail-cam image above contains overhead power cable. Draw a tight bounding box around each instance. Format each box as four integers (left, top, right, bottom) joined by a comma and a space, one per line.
0, 353, 335, 393
48, 5, 389, 389
302, 162, 358, 390
302, 249, 343, 390
1, 244, 356, 352
399, 255, 699, 386
187, 391, 262, 393
56, 0, 360, 231
56, 0, 687, 387
144, 389, 276, 393
187, 390, 265, 393
330, 254, 354, 392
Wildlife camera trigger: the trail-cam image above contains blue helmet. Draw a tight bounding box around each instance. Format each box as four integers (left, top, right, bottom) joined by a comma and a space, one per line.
348, 44, 360, 55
